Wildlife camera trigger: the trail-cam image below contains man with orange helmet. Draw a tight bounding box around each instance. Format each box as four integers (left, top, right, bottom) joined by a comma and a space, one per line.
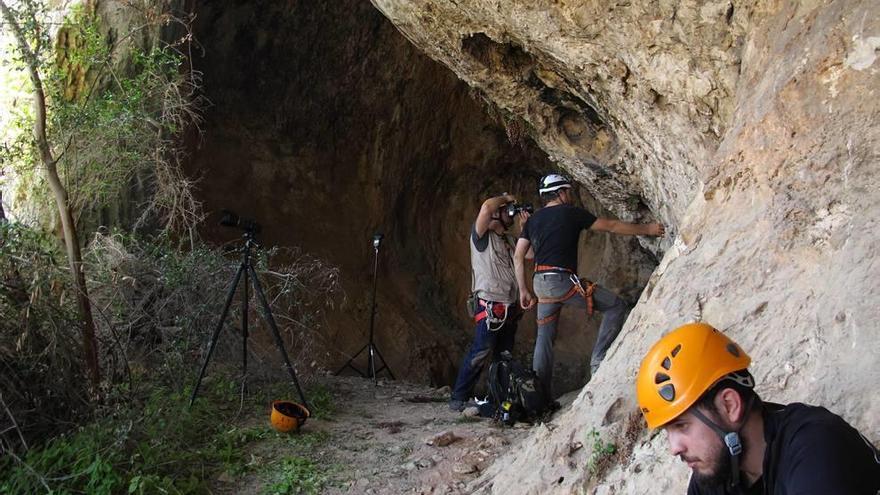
636, 322, 880, 494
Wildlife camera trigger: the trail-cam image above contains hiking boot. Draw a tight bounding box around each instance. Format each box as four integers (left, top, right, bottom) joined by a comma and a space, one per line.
448, 398, 477, 412
449, 399, 467, 412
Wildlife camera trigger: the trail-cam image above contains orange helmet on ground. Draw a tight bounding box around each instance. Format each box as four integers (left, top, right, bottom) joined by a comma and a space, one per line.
270, 400, 310, 433
636, 322, 751, 429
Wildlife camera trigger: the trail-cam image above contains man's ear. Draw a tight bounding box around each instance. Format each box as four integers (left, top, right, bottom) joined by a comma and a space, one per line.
714, 387, 745, 425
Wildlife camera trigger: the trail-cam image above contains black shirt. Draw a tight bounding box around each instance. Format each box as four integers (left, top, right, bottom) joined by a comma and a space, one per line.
519, 204, 596, 271
472, 224, 489, 252
687, 402, 880, 495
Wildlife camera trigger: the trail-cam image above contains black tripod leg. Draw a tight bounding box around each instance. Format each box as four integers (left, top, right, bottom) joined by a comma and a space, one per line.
335, 243, 395, 383
248, 264, 310, 410
241, 262, 249, 393
336, 342, 370, 377
371, 343, 396, 380
190, 261, 246, 406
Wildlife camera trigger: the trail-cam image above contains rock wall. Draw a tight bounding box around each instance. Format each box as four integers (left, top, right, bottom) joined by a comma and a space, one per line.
369, 0, 880, 493
185, 0, 657, 389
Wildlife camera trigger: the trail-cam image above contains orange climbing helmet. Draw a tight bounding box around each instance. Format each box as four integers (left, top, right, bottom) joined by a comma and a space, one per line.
636, 322, 752, 429
270, 400, 310, 433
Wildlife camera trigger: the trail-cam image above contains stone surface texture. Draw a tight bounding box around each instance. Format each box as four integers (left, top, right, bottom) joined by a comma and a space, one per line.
369, 0, 880, 493
185, 0, 657, 391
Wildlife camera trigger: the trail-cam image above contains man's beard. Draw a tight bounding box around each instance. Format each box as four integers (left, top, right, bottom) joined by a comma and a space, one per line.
689, 434, 747, 491
690, 441, 733, 491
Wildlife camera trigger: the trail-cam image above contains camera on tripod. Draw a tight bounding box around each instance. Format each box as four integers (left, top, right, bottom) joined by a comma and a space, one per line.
190, 209, 310, 413
506, 202, 534, 217
220, 209, 262, 234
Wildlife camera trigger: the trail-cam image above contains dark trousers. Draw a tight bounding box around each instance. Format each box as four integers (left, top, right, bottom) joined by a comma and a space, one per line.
451, 302, 518, 402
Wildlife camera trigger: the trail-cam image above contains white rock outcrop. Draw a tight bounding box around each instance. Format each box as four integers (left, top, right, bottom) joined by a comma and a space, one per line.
370, 0, 880, 492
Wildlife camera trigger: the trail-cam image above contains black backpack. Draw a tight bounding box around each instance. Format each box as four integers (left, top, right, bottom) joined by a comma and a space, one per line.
487, 351, 550, 425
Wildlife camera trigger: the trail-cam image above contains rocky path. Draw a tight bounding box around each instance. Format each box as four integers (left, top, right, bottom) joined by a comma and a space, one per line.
221, 375, 544, 494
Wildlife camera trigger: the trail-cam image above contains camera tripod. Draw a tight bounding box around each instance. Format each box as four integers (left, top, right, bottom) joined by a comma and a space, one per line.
189, 229, 309, 409
336, 233, 394, 383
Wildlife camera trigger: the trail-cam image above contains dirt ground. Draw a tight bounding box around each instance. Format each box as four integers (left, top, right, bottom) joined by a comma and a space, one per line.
215, 374, 571, 494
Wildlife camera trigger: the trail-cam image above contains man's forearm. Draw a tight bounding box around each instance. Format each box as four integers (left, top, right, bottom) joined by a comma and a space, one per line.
608, 221, 660, 236
514, 254, 529, 293
483, 194, 515, 212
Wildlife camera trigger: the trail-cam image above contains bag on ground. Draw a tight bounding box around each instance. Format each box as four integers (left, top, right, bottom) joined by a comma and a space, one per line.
487, 351, 550, 425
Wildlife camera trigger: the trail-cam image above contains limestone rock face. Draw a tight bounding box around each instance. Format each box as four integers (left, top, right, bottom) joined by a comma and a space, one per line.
369, 0, 880, 492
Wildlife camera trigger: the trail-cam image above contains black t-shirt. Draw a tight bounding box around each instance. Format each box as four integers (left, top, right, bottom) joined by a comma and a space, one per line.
519, 204, 596, 271
687, 402, 880, 495
472, 224, 489, 252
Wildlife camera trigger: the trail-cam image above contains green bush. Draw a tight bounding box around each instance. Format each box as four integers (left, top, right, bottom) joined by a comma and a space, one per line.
0, 378, 275, 494
586, 428, 617, 476
0, 221, 89, 446
2, 1, 205, 233
263, 456, 330, 495
0, 224, 342, 492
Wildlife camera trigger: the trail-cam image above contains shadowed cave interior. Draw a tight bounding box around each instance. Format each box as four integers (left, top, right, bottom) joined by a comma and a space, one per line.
185, 0, 659, 393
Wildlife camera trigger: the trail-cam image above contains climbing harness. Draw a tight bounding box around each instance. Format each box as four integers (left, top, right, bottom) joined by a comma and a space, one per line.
473, 299, 510, 331
534, 267, 597, 326
570, 273, 597, 316
535, 264, 571, 273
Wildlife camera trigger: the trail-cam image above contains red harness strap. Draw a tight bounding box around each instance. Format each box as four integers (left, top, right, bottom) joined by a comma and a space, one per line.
535, 276, 598, 324
573, 278, 597, 316
473, 300, 509, 323
537, 310, 561, 326
537, 284, 580, 305
535, 264, 573, 273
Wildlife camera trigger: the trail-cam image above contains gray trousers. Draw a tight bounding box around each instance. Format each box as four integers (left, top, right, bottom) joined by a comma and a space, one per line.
532, 272, 628, 398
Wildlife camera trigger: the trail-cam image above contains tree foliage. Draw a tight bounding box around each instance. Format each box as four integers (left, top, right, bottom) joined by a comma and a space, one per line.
3, 0, 205, 235
1, 0, 207, 393
1, 223, 344, 490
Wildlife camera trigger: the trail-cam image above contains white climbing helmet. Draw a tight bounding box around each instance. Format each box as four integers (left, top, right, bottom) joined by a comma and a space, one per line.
538, 174, 573, 194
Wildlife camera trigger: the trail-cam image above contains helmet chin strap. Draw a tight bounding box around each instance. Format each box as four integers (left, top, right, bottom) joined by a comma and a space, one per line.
690, 396, 754, 492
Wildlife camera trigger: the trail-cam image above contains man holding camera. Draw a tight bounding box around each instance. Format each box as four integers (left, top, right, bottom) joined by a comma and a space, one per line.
449, 193, 531, 412
514, 174, 665, 398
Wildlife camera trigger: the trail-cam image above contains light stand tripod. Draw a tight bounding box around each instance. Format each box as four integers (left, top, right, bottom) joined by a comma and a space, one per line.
190, 226, 309, 409
336, 233, 394, 383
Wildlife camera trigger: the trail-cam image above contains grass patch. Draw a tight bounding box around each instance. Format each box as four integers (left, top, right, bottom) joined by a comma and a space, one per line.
283, 429, 333, 450
261, 456, 332, 495
306, 383, 336, 420
0, 375, 303, 494
586, 428, 618, 477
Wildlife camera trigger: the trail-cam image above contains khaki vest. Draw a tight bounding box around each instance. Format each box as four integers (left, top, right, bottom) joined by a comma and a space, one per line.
471, 227, 518, 303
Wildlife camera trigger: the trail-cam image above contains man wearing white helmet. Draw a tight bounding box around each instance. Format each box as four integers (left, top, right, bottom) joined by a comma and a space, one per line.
514, 173, 665, 397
